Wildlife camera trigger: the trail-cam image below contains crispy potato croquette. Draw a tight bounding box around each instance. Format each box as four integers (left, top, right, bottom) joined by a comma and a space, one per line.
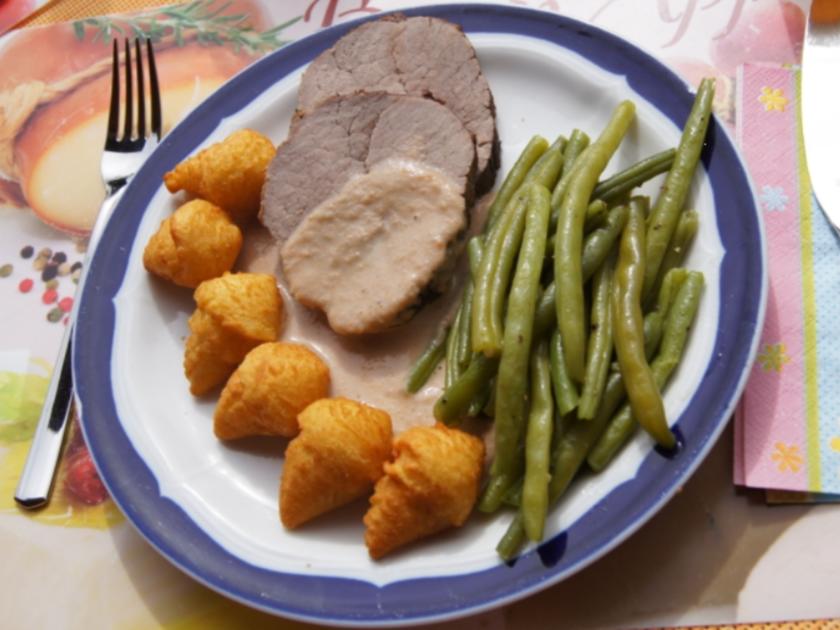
214, 342, 330, 440
280, 398, 392, 529
184, 272, 283, 395
143, 199, 242, 288
163, 129, 276, 223
364, 423, 484, 559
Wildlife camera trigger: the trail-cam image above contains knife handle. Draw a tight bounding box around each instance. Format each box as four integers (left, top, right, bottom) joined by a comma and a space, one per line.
14, 322, 74, 509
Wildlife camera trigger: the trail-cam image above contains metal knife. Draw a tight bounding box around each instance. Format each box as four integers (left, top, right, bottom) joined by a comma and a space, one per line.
802, 0, 840, 230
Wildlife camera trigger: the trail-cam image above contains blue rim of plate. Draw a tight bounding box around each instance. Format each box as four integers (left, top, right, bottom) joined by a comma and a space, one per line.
73, 3, 765, 626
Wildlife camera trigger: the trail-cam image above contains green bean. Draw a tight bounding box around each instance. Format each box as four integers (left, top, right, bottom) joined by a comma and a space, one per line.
472, 192, 526, 356
522, 137, 566, 192
588, 271, 704, 470
580, 205, 629, 283
406, 326, 448, 393
643, 311, 665, 362
550, 129, 591, 210
434, 354, 499, 425
480, 184, 551, 512
655, 268, 689, 317
522, 340, 554, 541
497, 370, 626, 560
486, 136, 549, 228
496, 306, 667, 559
534, 282, 557, 339
612, 197, 674, 449
579, 258, 614, 420
593, 148, 676, 203
550, 328, 579, 416
647, 210, 699, 309
445, 312, 461, 389
468, 237, 484, 280
486, 197, 531, 355
555, 101, 636, 383
642, 79, 714, 300
455, 283, 474, 372
584, 199, 608, 233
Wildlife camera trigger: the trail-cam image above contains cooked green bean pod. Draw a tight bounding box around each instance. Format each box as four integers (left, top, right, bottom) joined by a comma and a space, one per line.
480, 184, 551, 512
579, 258, 614, 419
555, 101, 636, 382
455, 283, 474, 372
434, 354, 499, 425
550, 129, 591, 210
612, 197, 674, 448
496, 307, 668, 559
588, 271, 704, 470
593, 148, 676, 203
642, 79, 714, 300
468, 237, 484, 279
472, 192, 527, 356
486, 135, 548, 228
647, 210, 699, 308
580, 205, 629, 283
445, 309, 462, 389
550, 328, 579, 416
522, 340, 554, 541
406, 325, 449, 393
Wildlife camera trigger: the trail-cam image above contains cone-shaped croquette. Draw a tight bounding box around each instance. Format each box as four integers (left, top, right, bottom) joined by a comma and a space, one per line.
164, 129, 276, 223
280, 398, 392, 529
364, 423, 484, 559
184, 272, 283, 395
214, 342, 330, 440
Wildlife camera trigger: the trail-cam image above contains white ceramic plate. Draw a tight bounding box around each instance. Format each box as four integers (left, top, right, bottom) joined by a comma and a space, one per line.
73, 4, 765, 626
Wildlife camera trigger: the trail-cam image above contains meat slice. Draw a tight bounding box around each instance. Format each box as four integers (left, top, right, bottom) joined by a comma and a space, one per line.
297, 15, 499, 195
280, 159, 466, 335
260, 91, 476, 245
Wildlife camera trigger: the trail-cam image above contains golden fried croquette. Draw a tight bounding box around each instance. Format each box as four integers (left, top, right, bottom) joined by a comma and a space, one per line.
163, 129, 276, 223
214, 342, 330, 440
183, 272, 283, 395
363, 423, 484, 559
280, 398, 392, 529
143, 199, 242, 288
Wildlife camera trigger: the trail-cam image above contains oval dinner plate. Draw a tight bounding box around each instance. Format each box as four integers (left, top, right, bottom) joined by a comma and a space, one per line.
73, 4, 765, 626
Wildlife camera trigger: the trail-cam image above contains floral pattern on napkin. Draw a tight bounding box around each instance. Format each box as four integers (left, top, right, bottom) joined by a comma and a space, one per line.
735, 62, 840, 495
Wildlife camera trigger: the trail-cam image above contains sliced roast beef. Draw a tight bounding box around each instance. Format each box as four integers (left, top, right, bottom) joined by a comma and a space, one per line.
297, 15, 499, 195
281, 159, 466, 335
260, 91, 476, 245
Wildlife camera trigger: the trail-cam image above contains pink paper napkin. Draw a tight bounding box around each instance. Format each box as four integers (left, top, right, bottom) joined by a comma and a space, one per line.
734, 62, 840, 497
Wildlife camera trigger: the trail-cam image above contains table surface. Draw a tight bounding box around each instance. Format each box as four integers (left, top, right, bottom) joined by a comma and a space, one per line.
2, 1, 839, 628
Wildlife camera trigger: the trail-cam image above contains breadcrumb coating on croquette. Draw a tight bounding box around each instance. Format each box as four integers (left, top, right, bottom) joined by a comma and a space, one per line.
143, 199, 242, 288
164, 129, 276, 223
214, 342, 330, 440
280, 398, 392, 529
183, 272, 283, 395
364, 423, 484, 559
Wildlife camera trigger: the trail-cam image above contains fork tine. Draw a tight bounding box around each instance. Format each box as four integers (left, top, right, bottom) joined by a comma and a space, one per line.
147, 39, 162, 139
106, 39, 120, 145
135, 39, 146, 140
123, 39, 133, 140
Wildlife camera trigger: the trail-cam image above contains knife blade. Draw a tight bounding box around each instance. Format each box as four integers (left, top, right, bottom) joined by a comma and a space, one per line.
802, 0, 840, 231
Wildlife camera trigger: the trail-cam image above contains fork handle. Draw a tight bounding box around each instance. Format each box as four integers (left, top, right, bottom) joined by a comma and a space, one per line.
14, 323, 74, 508
14, 186, 126, 508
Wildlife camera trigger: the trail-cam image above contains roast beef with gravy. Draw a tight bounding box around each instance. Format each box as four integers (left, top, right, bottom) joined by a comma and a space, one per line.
260, 91, 476, 246
297, 15, 499, 195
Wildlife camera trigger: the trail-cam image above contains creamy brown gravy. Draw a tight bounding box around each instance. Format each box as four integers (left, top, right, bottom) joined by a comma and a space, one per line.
238, 193, 492, 435
280, 160, 466, 336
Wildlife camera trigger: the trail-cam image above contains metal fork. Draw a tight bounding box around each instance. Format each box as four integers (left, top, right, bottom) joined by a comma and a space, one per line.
15, 39, 162, 508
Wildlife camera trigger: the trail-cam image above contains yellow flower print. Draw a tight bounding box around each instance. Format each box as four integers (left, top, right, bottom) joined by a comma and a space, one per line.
757, 343, 791, 372
830, 437, 840, 453
771, 442, 803, 473
759, 86, 788, 112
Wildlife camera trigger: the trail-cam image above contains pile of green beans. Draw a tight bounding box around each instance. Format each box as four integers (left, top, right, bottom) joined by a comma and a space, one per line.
406, 79, 714, 559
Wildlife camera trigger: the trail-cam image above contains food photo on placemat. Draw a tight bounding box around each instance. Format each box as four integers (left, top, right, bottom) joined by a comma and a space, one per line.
8, 1, 840, 628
